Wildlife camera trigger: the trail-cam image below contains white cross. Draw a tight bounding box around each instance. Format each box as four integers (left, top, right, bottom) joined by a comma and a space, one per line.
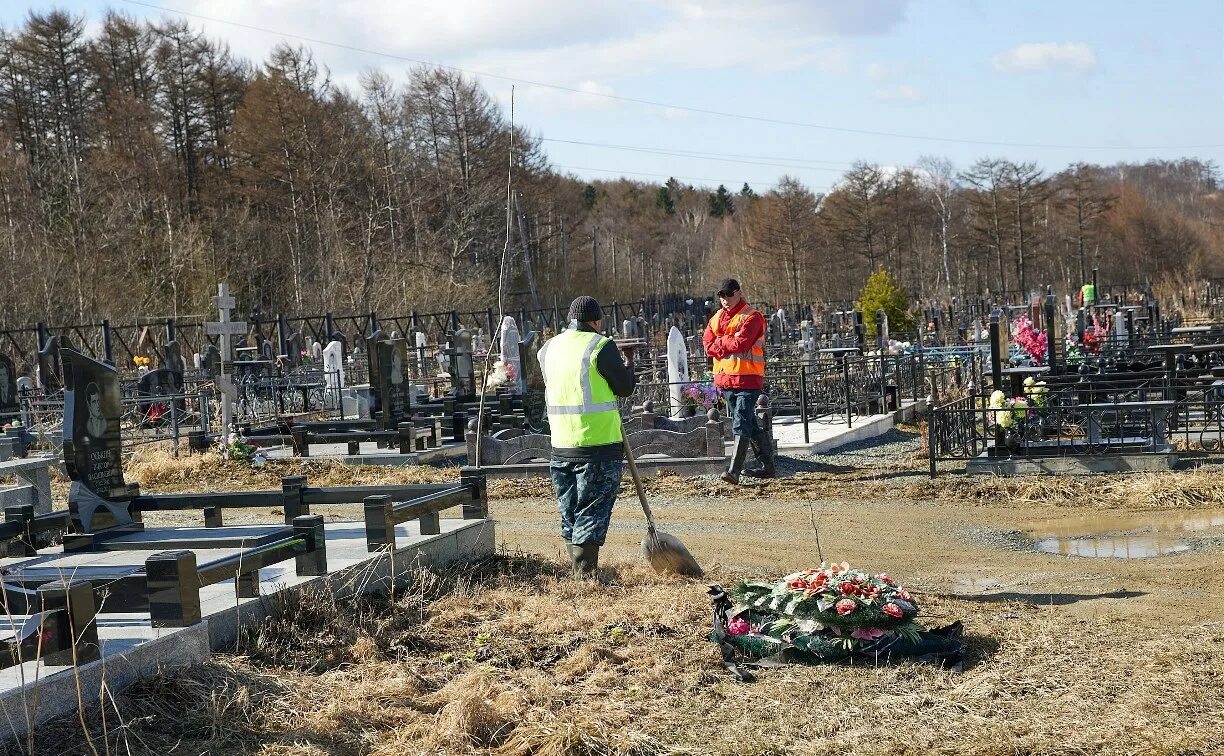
205, 282, 245, 432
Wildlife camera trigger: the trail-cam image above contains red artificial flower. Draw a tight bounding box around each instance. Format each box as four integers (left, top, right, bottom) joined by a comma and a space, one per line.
838, 581, 858, 596
876, 573, 895, 586
883, 603, 904, 619
898, 590, 911, 601
787, 578, 808, 590
835, 599, 857, 615
812, 572, 828, 587
852, 574, 866, 585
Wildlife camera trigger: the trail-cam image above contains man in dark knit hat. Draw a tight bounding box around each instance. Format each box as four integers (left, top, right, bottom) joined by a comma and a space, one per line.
537, 296, 636, 576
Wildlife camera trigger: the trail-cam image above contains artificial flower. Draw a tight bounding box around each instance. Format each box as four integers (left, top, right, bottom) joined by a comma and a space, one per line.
835, 599, 857, 615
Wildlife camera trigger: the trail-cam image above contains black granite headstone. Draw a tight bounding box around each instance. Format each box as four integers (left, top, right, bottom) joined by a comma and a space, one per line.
377, 339, 412, 429
203, 344, 222, 377
62, 348, 133, 532
0, 354, 17, 420
136, 367, 186, 422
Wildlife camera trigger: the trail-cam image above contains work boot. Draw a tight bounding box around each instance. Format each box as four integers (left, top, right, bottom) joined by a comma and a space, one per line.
569, 543, 600, 577
742, 432, 777, 478
720, 436, 750, 484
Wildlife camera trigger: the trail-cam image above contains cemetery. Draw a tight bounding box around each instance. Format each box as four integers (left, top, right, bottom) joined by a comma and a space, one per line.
0, 3, 1221, 752
1, 275, 1222, 754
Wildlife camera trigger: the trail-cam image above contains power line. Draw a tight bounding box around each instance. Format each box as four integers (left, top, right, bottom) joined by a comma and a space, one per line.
540, 137, 854, 172
551, 164, 830, 191
119, 0, 1224, 152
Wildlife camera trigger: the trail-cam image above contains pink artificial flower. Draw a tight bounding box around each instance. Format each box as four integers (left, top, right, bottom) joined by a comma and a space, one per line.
835, 599, 857, 615
850, 627, 885, 641
883, 603, 904, 619
727, 617, 751, 636
876, 573, 894, 586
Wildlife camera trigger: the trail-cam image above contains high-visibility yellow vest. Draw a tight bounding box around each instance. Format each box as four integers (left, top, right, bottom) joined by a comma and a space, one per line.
538, 329, 622, 448
709, 309, 766, 379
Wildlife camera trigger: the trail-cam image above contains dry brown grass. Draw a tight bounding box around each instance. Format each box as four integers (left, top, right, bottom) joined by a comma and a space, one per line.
123, 444, 1224, 515
19, 553, 1224, 756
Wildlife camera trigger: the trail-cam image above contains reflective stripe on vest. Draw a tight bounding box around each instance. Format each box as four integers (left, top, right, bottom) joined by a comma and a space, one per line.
538, 329, 622, 447
710, 308, 766, 377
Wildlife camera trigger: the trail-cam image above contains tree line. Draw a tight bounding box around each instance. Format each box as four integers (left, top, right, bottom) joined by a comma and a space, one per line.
0, 10, 1220, 330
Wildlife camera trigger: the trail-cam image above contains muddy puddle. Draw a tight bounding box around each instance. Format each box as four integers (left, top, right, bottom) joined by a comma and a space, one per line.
1025, 511, 1224, 559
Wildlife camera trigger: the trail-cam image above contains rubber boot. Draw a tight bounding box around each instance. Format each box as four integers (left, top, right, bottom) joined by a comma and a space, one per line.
570, 543, 600, 577
720, 436, 750, 484
742, 432, 777, 478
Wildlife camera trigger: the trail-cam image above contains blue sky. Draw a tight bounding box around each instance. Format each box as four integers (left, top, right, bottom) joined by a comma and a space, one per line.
3, 0, 1222, 192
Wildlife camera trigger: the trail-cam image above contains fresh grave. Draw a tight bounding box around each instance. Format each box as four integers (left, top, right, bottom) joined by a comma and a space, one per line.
709, 563, 965, 673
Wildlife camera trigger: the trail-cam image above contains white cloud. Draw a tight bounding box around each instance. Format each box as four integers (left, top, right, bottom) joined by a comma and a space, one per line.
866, 62, 888, 81
991, 42, 1097, 74
175, 0, 909, 112
872, 84, 922, 102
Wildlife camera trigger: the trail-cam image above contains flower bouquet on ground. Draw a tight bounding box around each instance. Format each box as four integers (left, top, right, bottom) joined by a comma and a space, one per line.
215, 431, 268, 468
710, 563, 964, 671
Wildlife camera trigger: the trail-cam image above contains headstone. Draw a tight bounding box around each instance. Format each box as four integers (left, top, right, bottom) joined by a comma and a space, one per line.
323, 340, 345, 391
62, 348, 133, 531
666, 326, 690, 416
0, 354, 17, 421
310, 339, 323, 360
137, 367, 186, 422
449, 329, 476, 397
501, 317, 522, 394
376, 339, 412, 429
284, 331, 305, 370
1113, 310, 1127, 339
37, 335, 65, 392
519, 328, 540, 390
769, 309, 786, 347
414, 331, 428, 377
365, 330, 389, 388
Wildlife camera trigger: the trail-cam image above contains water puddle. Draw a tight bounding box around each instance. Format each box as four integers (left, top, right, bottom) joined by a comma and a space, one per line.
1031, 536, 1191, 559
1024, 511, 1224, 559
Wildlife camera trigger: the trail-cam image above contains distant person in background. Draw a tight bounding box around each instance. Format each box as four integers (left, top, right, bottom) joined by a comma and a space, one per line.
703, 278, 775, 483
1080, 282, 1097, 309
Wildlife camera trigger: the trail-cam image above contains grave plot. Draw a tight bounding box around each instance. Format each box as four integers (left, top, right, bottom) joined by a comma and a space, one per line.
927, 302, 1224, 474
0, 347, 494, 738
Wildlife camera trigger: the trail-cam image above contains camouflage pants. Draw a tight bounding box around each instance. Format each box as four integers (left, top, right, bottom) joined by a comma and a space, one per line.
550, 458, 624, 546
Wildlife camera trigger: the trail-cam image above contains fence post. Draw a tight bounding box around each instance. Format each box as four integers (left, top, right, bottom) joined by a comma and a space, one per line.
926, 396, 936, 478
800, 364, 810, 445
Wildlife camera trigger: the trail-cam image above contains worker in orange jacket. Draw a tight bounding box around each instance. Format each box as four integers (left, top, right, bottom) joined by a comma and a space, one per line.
702, 278, 774, 483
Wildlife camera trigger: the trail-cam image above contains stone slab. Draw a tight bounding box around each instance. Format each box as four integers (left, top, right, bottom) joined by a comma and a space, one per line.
967, 452, 1178, 476
265, 440, 467, 467
0, 516, 494, 738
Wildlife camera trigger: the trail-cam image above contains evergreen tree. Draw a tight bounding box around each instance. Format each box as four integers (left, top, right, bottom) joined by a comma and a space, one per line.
708, 184, 734, 218
581, 184, 597, 209
655, 182, 675, 215
855, 266, 915, 338
740, 182, 757, 201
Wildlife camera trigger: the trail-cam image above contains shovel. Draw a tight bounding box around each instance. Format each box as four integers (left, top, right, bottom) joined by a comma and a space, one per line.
621, 418, 704, 577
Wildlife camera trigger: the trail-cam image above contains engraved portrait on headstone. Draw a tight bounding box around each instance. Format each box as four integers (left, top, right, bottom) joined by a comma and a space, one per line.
62, 348, 126, 503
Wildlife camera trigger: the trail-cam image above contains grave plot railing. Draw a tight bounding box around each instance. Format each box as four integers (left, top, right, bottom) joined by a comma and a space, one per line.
927, 392, 1182, 476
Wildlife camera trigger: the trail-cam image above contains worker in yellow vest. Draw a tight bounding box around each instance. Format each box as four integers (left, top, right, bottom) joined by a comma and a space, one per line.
537, 296, 636, 576
703, 278, 773, 483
